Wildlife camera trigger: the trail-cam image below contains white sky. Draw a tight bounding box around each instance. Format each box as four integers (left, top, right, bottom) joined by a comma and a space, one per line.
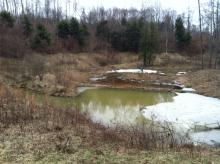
76, 0, 198, 13
73, 0, 201, 23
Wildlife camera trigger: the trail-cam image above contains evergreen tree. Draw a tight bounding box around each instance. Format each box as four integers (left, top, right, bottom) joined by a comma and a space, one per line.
32, 24, 51, 50
140, 22, 159, 67
78, 24, 89, 46
0, 11, 14, 28
57, 18, 89, 48
125, 22, 141, 52
111, 31, 125, 51
96, 20, 110, 40
185, 31, 192, 46
22, 15, 33, 38
69, 17, 80, 39
121, 17, 127, 26
175, 16, 192, 50
57, 20, 70, 39
175, 17, 186, 49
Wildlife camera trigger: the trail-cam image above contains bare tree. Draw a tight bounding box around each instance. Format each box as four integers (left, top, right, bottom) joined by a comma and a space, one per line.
215, 0, 220, 68
45, 0, 50, 18
198, 0, 204, 69
5, 0, 9, 11
20, 0, 24, 14
12, 0, 17, 15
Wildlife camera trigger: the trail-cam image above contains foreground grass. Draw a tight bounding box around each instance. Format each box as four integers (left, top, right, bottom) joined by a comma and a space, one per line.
0, 91, 219, 164
0, 123, 220, 164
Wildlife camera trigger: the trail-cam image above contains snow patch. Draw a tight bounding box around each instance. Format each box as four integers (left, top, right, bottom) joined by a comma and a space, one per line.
107, 69, 158, 74
90, 76, 106, 82
142, 93, 220, 131
176, 72, 187, 76
190, 130, 220, 146
182, 88, 196, 93
158, 72, 166, 75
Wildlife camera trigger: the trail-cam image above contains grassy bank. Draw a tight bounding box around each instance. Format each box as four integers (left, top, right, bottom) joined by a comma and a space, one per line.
0, 85, 219, 163
1, 52, 219, 99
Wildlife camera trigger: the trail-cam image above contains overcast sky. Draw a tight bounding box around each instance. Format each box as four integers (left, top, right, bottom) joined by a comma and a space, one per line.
76, 0, 198, 13
72, 0, 201, 23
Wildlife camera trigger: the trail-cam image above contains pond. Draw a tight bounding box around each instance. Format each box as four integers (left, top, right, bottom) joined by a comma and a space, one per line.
75, 88, 174, 126
75, 88, 220, 146
20, 87, 220, 146
20, 87, 174, 126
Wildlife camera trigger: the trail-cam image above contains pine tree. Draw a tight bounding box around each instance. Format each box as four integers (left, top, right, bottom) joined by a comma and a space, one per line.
125, 22, 141, 52
69, 17, 80, 39
78, 24, 89, 47
175, 16, 192, 50
57, 20, 70, 39
22, 15, 33, 38
140, 22, 158, 67
175, 17, 186, 49
96, 20, 110, 40
32, 24, 51, 50
0, 11, 14, 28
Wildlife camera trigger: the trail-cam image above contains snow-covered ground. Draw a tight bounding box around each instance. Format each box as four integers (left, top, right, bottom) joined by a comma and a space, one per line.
176, 71, 187, 76
107, 69, 158, 74
90, 76, 107, 82
190, 130, 220, 146
142, 93, 220, 145
181, 88, 196, 93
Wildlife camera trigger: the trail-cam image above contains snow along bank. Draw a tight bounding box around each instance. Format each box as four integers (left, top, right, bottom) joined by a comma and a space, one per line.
107, 69, 159, 74
142, 93, 220, 131
142, 93, 220, 145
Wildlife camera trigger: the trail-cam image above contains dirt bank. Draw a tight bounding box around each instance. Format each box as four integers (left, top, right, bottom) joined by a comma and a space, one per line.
0, 85, 219, 163
177, 69, 220, 98
0, 53, 219, 99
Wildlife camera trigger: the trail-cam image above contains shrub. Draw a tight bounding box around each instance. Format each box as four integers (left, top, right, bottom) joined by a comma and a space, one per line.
22, 15, 33, 38
32, 24, 51, 51
0, 11, 14, 28
57, 20, 70, 39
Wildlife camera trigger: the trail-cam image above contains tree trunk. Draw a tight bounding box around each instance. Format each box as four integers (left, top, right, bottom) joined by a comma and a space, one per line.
5, 0, 9, 11
209, 0, 214, 68
165, 27, 168, 54
20, 0, 24, 14
198, 0, 204, 69
215, 0, 220, 69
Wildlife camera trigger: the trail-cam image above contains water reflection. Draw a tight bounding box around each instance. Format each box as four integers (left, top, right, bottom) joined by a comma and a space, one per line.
75, 88, 174, 126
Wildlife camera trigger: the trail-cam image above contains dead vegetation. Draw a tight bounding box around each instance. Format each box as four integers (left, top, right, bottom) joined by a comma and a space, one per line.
154, 53, 191, 66
1, 52, 219, 99
0, 84, 219, 163
0, 52, 220, 162
177, 69, 220, 98
0, 85, 183, 150
0, 52, 139, 96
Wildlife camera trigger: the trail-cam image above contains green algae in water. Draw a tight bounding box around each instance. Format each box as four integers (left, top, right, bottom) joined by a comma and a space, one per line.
75, 88, 174, 126
16, 87, 174, 126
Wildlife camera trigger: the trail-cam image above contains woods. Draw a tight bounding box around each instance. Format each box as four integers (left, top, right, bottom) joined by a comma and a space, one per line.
0, 0, 219, 68
1, 1, 220, 163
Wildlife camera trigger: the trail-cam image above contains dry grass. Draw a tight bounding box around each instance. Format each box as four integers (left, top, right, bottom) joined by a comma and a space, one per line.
0, 52, 220, 162
177, 69, 220, 98
0, 52, 140, 96
0, 85, 183, 151
154, 53, 191, 66
0, 84, 219, 163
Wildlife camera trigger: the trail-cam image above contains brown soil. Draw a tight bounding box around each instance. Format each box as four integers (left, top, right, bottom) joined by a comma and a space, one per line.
0, 52, 219, 99
0, 53, 220, 163
177, 69, 220, 98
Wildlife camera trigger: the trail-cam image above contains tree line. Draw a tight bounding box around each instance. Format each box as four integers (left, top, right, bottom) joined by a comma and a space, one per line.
0, 0, 220, 68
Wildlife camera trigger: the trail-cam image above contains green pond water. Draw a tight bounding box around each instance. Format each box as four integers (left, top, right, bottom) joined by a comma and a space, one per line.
22, 88, 175, 126
75, 88, 174, 126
